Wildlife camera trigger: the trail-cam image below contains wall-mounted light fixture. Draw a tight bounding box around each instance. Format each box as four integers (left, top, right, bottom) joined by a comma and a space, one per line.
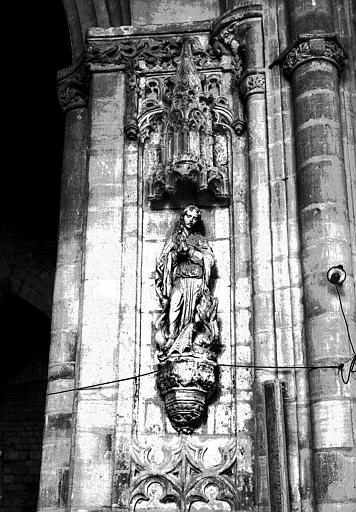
327, 265, 346, 285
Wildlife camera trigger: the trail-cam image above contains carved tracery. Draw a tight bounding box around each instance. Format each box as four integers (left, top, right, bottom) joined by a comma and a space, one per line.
129, 437, 254, 512
87, 32, 246, 203
143, 38, 230, 203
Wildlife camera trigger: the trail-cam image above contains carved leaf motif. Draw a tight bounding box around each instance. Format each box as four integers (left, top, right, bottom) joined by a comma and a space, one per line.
281, 37, 346, 75
324, 40, 346, 69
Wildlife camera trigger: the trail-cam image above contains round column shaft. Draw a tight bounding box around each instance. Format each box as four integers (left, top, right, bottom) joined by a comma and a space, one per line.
282, 1, 356, 510
38, 101, 88, 509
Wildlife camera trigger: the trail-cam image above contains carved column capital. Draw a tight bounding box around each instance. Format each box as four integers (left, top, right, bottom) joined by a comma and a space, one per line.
276, 33, 347, 78
57, 57, 89, 112
238, 71, 265, 100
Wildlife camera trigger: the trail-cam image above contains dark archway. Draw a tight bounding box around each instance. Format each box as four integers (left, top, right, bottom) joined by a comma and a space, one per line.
0, 294, 51, 511
0, 1, 72, 510
1, 0, 71, 240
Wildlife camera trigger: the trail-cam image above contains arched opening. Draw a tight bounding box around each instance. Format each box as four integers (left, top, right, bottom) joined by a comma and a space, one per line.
0, 294, 51, 511
0, 3, 70, 503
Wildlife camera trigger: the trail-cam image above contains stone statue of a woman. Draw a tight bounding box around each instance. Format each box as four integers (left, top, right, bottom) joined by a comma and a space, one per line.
155, 205, 219, 361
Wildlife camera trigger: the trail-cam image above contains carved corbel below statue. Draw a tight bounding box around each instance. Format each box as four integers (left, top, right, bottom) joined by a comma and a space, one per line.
155, 205, 220, 434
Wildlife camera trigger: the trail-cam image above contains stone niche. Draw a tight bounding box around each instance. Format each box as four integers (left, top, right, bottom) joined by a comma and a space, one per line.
87, 17, 254, 512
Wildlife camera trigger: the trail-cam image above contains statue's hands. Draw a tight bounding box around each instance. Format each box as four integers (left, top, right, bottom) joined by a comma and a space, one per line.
178, 239, 190, 254
161, 297, 169, 310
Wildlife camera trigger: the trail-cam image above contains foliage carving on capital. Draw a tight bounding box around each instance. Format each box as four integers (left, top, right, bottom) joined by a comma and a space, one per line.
155, 205, 219, 434
279, 35, 347, 77
57, 60, 89, 112
87, 36, 219, 72
239, 72, 265, 99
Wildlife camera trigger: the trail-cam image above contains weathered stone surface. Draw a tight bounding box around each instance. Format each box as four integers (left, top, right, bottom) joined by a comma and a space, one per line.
34, 2, 356, 512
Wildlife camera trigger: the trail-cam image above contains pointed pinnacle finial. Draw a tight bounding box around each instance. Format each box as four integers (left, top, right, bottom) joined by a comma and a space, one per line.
172, 38, 202, 105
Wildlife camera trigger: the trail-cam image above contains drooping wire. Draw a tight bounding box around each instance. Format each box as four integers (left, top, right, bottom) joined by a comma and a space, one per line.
0, 370, 158, 404
1, 362, 346, 404
46, 369, 158, 396
339, 355, 356, 385
219, 363, 339, 371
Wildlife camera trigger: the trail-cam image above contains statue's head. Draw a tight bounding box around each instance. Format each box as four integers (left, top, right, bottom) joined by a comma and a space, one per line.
180, 204, 201, 232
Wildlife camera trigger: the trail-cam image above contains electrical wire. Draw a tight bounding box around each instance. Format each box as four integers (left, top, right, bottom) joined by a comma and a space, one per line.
2, 280, 355, 402
219, 363, 339, 370
46, 369, 158, 396
339, 354, 356, 385
0, 362, 347, 405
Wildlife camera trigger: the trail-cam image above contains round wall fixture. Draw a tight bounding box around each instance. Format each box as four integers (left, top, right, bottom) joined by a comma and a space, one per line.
327, 265, 346, 285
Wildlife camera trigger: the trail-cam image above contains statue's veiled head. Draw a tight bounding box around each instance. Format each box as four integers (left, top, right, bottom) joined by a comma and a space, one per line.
180, 204, 201, 232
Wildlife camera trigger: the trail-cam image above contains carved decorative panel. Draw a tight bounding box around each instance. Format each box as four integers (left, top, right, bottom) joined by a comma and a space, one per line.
86, 17, 256, 512
140, 39, 232, 204
87, 32, 245, 206
130, 436, 253, 512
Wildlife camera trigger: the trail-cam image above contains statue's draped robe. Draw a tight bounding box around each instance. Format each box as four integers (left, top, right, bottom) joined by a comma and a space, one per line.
156, 230, 215, 340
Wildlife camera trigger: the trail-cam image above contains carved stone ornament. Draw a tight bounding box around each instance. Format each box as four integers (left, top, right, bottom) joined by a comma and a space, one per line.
238, 71, 265, 99
210, 20, 244, 81
127, 436, 254, 511
155, 205, 219, 434
57, 57, 89, 112
87, 36, 219, 72
278, 33, 347, 77
144, 38, 230, 203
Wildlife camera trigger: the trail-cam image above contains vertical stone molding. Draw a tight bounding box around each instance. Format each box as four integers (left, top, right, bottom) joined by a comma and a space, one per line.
213, 8, 294, 509
239, 19, 278, 511
264, 382, 290, 512
69, 71, 125, 510
279, 1, 356, 510
37, 65, 89, 510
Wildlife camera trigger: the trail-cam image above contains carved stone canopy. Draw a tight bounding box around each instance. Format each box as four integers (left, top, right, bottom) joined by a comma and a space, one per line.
145, 38, 230, 205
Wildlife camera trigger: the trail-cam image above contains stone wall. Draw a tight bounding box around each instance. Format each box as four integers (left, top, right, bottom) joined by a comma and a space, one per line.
37, 1, 356, 511
0, 380, 46, 512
